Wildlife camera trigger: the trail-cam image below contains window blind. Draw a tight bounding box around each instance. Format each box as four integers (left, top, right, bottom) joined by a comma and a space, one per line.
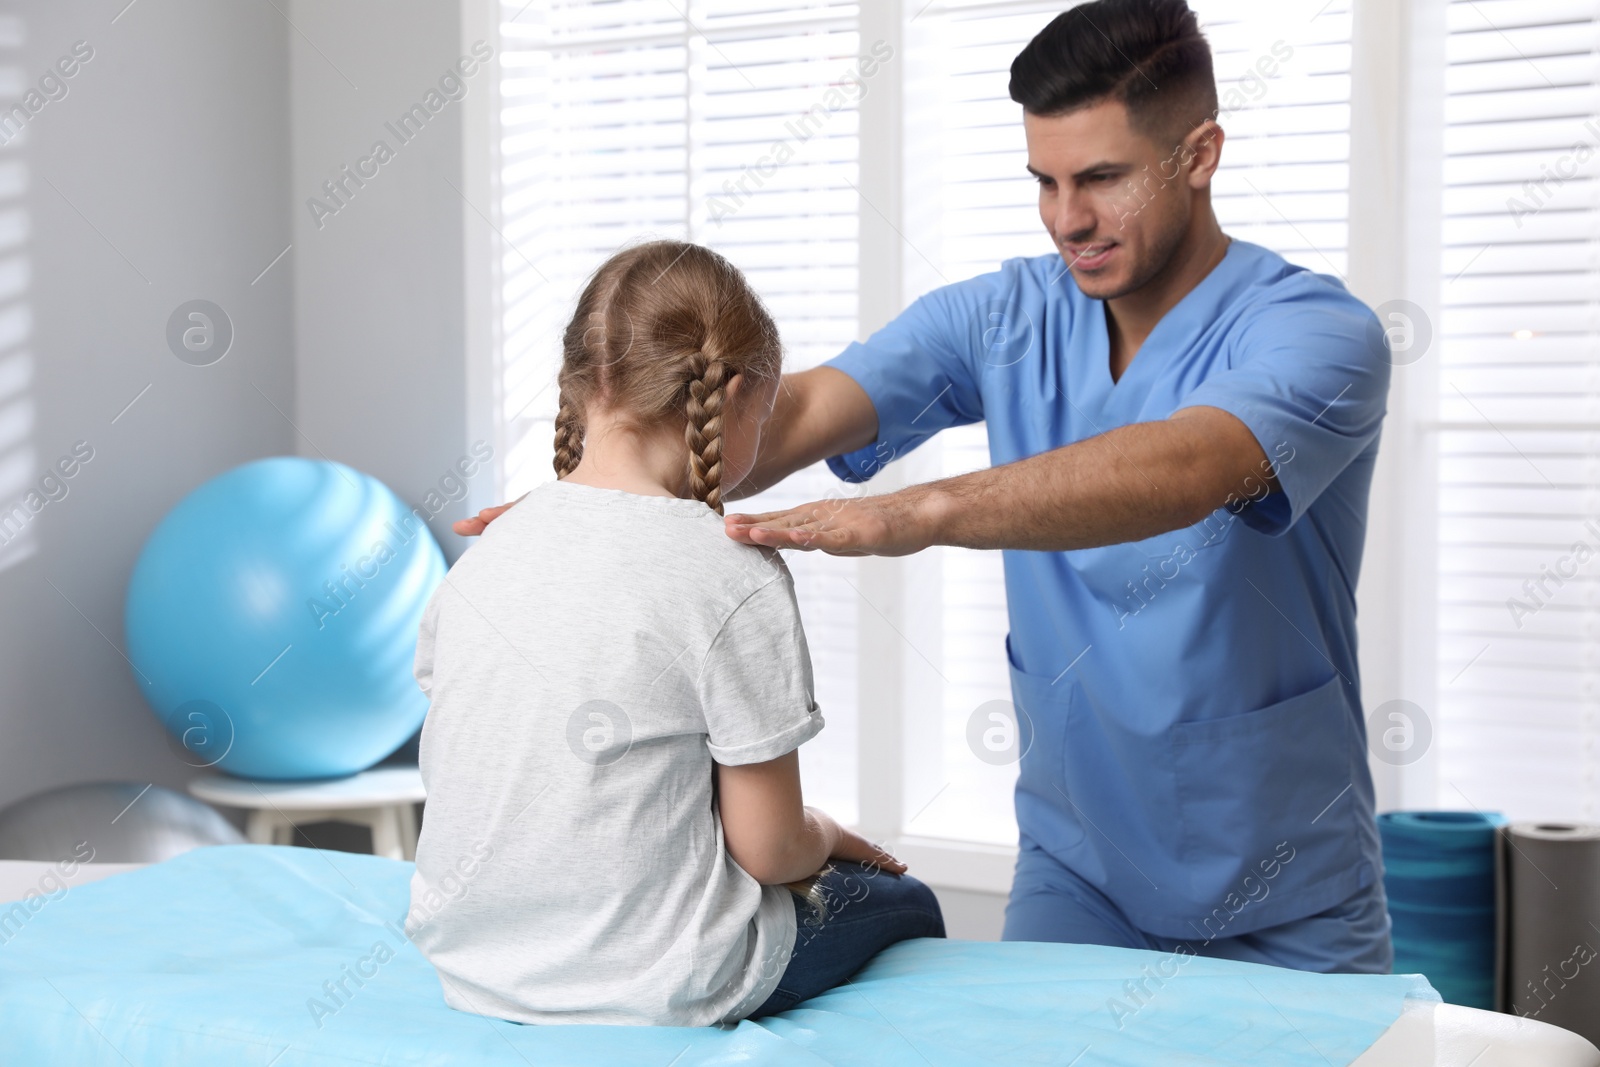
495, 0, 863, 820
0, 12, 32, 577
492, 0, 1359, 846
900, 0, 1354, 844
1432, 0, 1600, 820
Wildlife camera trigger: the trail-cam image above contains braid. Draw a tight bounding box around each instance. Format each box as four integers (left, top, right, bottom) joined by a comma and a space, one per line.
553, 241, 782, 504
552, 391, 584, 478
683, 351, 730, 515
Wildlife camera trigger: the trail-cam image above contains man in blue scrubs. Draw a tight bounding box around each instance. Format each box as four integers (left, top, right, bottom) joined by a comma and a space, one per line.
461, 0, 1393, 972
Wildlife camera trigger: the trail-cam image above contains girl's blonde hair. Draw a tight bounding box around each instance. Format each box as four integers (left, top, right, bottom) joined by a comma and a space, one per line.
553, 240, 783, 515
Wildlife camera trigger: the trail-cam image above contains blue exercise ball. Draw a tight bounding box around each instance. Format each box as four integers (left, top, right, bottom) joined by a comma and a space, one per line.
126, 457, 445, 780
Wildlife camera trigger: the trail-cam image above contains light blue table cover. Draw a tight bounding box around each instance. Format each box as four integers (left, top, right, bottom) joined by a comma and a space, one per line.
0, 844, 1435, 1065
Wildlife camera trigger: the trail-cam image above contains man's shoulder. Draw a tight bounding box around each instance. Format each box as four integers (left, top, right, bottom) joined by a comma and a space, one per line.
1226, 241, 1381, 343
903, 252, 1080, 343
1232, 241, 1372, 315
917, 250, 1072, 303
970, 251, 1072, 296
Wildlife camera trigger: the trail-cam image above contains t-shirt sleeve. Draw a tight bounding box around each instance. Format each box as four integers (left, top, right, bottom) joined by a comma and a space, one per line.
697, 570, 824, 765
820, 275, 993, 483
1174, 281, 1391, 536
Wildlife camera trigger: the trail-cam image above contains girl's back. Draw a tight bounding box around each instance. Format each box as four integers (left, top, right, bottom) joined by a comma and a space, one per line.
406, 476, 823, 1026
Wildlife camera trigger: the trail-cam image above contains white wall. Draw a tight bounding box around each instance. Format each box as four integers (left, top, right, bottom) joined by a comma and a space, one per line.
0, 0, 293, 811
934, 887, 1006, 942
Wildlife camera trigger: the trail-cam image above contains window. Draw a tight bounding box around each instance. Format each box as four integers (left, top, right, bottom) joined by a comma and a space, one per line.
1427, 0, 1600, 820
490, 0, 1360, 863
494, 0, 863, 822
457, 0, 1600, 906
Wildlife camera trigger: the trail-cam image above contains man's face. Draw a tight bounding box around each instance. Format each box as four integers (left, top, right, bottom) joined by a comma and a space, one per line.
1024, 99, 1217, 301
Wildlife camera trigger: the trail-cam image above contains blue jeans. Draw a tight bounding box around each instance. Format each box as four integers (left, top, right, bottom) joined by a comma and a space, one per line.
748, 862, 946, 1018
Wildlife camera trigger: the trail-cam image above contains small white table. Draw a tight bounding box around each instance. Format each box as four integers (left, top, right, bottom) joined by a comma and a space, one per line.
187, 765, 425, 861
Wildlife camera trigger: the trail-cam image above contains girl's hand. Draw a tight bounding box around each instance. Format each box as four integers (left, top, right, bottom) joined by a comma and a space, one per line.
828, 824, 907, 875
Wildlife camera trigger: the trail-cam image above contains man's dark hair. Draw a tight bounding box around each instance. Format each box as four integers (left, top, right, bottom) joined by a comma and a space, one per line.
1009, 0, 1218, 147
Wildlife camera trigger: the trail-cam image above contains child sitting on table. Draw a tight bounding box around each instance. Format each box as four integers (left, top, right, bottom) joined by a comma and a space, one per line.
406, 239, 945, 1027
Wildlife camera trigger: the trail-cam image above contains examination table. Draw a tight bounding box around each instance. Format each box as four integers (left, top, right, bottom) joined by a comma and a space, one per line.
0, 847, 1592, 1066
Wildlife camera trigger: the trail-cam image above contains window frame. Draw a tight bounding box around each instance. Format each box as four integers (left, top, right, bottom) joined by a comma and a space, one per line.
463, 0, 1436, 897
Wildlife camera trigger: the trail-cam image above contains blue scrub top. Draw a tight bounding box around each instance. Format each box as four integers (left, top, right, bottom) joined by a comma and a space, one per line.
822, 238, 1391, 939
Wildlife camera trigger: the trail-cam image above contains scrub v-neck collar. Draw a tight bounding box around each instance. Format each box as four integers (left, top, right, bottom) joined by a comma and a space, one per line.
1082, 236, 1246, 418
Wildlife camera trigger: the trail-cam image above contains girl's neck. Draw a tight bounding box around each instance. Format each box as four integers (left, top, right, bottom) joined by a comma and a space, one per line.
561, 418, 690, 500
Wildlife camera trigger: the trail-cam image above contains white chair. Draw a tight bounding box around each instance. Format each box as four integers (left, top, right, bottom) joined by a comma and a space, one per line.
186, 765, 425, 860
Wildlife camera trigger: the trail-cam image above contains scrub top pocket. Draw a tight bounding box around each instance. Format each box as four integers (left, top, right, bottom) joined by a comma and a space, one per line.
1007, 634, 1187, 892
1005, 634, 1084, 855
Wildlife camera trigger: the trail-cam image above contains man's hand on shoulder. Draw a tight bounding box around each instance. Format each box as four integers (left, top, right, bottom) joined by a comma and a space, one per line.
453, 494, 526, 537
724, 484, 945, 557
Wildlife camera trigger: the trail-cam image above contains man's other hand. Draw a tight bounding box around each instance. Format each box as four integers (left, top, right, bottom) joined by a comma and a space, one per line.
453, 495, 525, 537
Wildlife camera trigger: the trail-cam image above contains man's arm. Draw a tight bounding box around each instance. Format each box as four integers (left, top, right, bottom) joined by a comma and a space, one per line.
725, 406, 1278, 555
726, 366, 878, 501
451, 366, 875, 536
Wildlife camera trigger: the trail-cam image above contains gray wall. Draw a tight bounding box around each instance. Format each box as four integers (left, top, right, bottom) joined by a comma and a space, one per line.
0, 0, 293, 811
287, 0, 476, 563
0, 5, 1021, 942
0, 0, 488, 813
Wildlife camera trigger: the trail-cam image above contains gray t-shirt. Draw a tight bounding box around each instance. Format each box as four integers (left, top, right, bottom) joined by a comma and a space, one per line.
405, 478, 824, 1026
